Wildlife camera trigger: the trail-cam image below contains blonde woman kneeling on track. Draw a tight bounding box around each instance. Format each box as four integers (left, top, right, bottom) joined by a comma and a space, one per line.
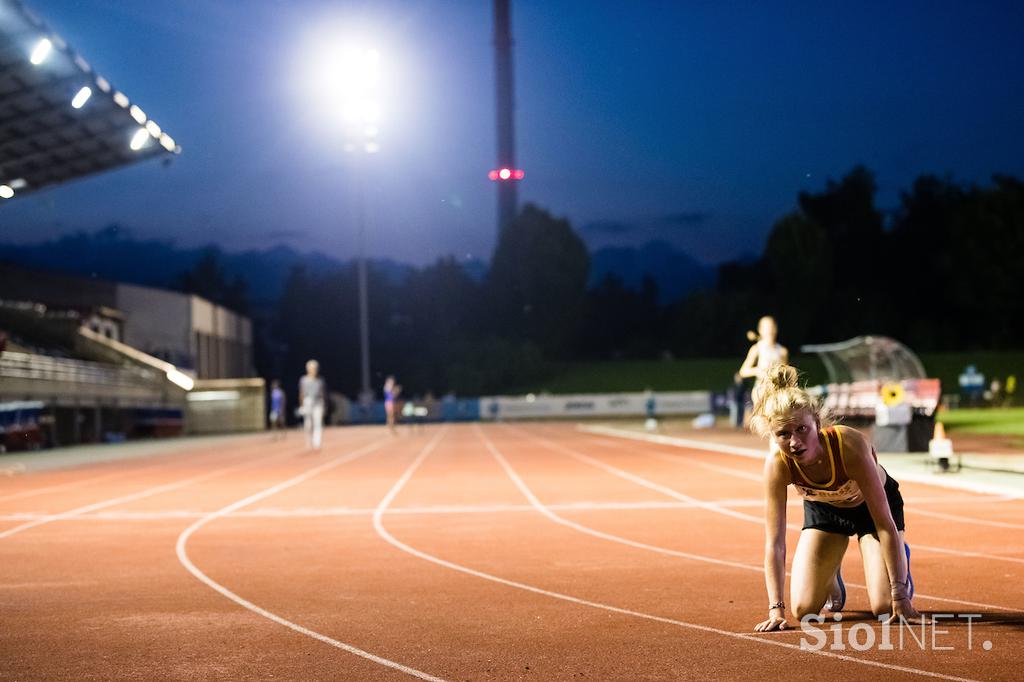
752, 363, 920, 632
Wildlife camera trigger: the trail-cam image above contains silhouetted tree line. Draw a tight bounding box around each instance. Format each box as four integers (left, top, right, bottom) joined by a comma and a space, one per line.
194, 168, 1021, 398
675, 167, 1024, 358
266, 204, 588, 397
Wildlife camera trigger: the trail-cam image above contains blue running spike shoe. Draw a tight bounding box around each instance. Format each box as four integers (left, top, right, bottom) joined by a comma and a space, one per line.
904, 542, 914, 600
826, 567, 846, 612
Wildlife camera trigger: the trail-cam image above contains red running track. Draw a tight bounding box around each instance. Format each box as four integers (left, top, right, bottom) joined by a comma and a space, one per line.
1, 423, 1021, 680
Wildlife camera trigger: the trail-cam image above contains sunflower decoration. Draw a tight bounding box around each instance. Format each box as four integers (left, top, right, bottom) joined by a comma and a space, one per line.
880, 382, 906, 406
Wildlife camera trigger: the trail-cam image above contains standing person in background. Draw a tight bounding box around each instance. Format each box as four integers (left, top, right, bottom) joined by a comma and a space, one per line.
268, 380, 286, 439
736, 316, 789, 427
299, 360, 325, 451
384, 375, 399, 434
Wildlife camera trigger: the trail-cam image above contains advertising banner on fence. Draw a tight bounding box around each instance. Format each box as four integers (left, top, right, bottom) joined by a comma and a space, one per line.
479, 391, 711, 421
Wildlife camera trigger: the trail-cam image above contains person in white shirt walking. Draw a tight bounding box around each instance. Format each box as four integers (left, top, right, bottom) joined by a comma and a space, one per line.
299, 359, 326, 451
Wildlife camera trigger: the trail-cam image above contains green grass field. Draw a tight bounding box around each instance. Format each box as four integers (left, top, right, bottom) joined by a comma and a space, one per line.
938, 407, 1024, 435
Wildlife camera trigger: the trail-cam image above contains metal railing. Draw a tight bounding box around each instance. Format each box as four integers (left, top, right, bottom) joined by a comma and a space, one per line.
0, 350, 161, 389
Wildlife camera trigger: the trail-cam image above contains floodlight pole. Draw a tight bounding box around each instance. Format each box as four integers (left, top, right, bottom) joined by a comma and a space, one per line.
355, 156, 372, 400
356, 151, 376, 401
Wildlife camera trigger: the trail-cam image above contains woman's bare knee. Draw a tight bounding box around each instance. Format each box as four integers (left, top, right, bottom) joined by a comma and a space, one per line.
871, 598, 892, 618
791, 599, 824, 620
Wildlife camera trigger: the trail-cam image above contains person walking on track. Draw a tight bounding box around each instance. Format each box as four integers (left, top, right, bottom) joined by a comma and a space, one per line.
299, 360, 325, 451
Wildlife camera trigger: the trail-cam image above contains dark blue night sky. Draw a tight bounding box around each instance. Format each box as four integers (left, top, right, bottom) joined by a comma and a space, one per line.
4, 0, 1023, 266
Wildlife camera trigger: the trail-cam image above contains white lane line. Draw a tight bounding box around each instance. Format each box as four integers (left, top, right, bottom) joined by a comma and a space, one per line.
0, 498, 807, 521
0, 438, 282, 504
910, 507, 1024, 530
477, 429, 758, 573
370, 426, 977, 681
572, 428, 1019, 508
0, 443, 304, 540
176, 435, 447, 682
0, 469, 131, 503
580, 425, 766, 459
580, 424, 1024, 500
510, 426, 1018, 612
575, 425, 1024, 566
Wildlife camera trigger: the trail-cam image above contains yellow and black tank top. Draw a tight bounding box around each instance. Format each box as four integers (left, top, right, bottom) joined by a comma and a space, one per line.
780, 426, 877, 506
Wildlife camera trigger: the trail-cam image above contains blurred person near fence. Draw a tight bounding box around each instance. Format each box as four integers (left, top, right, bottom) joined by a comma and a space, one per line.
268, 380, 286, 439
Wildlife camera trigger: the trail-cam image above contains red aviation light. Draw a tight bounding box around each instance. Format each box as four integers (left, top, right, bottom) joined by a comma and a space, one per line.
488, 167, 525, 181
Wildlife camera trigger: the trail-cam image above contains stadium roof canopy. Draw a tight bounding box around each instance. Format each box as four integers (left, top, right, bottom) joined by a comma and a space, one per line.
0, 0, 179, 203
800, 335, 928, 384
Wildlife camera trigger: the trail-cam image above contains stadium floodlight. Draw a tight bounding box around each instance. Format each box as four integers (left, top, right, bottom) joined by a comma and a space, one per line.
302, 40, 383, 151
0, 185, 14, 199
129, 128, 149, 151
113, 91, 129, 108
71, 86, 92, 109
145, 120, 161, 138
159, 133, 176, 152
29, 38, 52, 65
129, 105, 146, 124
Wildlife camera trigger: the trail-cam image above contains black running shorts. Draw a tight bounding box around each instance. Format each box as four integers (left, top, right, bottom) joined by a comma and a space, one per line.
802, 473, 906, 538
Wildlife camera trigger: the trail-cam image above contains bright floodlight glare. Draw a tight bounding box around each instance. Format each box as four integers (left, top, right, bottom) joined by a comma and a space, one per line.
159, 133, 175, 151
29, 38, 52, 65
498, 168, 512, 180
129, 104, 146, 124
145, 120, 162, 138
0, 185, 14, 199
361, 100, 380, 123
71, 86, 92, 109
303, 39, 383, 147
113, 91, 129, 108
95, 76, 111, 93
129, 128, 149, 151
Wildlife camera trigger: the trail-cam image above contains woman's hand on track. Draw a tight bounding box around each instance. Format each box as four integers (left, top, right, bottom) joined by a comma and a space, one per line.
885, 597, 922, 625
754, 614, 789, 632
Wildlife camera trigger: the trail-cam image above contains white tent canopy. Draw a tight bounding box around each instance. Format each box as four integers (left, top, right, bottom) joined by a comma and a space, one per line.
801, 335, 927, 384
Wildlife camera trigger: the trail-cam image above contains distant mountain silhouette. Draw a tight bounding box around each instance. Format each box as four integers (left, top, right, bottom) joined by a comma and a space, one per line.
588, 240, 714, 303
0, 229, 711, 306
0, 226, 413, 303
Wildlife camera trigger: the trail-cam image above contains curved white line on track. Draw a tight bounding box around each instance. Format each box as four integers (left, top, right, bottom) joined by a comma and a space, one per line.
508, 426, 1018, 612
479, 430, 758, 572
371, 426, 978, 682
175, 435, 447, 682
0, 443, 300, 540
